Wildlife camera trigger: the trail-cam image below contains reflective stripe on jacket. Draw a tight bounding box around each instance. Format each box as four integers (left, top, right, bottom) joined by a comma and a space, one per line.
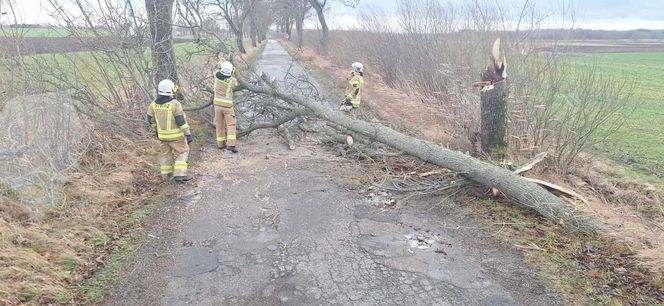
214, 76, 236, 107
347, 74, 364, 106
149, 101, 187, 141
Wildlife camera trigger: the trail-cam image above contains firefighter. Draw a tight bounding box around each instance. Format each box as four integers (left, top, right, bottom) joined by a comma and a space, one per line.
147, 79, 193, 182
213, 61, 239, 153
340, 62, 365, 112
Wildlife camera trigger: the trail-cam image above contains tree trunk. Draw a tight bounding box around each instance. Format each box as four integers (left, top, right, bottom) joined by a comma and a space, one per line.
481, 80, 509, 158
285, 18, 293, 41
235, 30, 247, 53
250, 30, 258, 47
250, 14, 258, 47
145, 0, 178, 86
479, 38, 509, 159
240, 75, 597, 233
311, 2, 328, 54
295, 17, 304, 47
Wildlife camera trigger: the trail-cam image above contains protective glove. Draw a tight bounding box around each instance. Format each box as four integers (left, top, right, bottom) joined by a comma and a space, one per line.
344, 97, 352, 105
186, 134, 193, 144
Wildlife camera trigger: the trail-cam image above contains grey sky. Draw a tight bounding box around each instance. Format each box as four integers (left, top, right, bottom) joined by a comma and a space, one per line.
5, 0, 664, 31
327, 0, 664, 30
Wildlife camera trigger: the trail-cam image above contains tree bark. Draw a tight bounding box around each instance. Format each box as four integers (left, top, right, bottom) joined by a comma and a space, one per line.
481, 80, 509, 158
145, 0, 178, 86
235, 30, 247, 53
239, 74, 597, 233
291, 0, 311, 47
250, 12, 258, 47
479, 38, 509, 159
285, 18, 293, 40
309, 0, 328, 54
250, 30, 258, 47
295, 16, 304, 47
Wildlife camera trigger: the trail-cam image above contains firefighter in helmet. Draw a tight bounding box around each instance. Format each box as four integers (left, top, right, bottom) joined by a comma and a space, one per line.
213, 61, 239, 153
340, 62, 365, 112
147, 79, 193, 182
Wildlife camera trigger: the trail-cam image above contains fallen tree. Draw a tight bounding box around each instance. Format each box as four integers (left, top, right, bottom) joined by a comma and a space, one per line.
234, 72, 597, 233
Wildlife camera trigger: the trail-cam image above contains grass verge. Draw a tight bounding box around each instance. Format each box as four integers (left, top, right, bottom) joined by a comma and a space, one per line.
471, 198, 663, 305
0, 142, 163, 304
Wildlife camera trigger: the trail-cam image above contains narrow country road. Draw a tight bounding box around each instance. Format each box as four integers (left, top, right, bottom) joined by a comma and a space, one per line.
109, 40, 560, 305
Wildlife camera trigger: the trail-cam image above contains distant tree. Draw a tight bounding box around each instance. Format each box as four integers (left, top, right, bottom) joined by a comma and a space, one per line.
274, 0, 294, 39
210, 0, 257, 54
308, 0, 328, 52
248, 0, 272, 46
308, 0, 359, 53
294, 0, 312, 47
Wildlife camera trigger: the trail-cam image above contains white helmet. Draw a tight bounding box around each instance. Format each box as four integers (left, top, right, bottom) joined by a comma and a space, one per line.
158, 79, 176, 96
351, 62, 364, 73
219, 61, 234, 76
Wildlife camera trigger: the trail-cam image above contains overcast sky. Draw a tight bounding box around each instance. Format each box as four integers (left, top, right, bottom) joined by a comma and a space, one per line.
327, 0, 664, 30
4, 0, 664, 31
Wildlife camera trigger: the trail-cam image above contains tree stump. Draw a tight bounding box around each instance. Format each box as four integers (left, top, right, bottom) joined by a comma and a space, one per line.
481, 80, 508, 158
479, 38, 509, 159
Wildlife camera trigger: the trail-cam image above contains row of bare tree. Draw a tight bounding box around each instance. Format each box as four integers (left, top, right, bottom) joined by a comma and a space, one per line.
176, 0, 354, 56
161, 0, 360, 83
272, 0, 358, 51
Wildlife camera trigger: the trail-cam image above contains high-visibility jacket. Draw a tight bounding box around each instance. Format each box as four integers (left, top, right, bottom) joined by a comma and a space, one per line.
346, 73, 364, 107
214, 73, 237, 107
147, 98, 190, 141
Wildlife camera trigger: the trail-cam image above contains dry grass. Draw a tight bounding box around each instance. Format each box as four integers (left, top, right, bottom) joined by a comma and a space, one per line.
567, 158, 664, 272
284, 41, 471, 152
0, 136, 161, 305
287, 38, 664, 303
471, 197, 664, 305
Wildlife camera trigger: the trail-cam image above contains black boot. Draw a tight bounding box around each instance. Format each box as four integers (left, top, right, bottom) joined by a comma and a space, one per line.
227, 146, 238, 153
173, 175, 193, 182
218, 140, 227, 150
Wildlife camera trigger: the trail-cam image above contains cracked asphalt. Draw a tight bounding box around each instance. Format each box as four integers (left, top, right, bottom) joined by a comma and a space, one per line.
108, 40, 560, 305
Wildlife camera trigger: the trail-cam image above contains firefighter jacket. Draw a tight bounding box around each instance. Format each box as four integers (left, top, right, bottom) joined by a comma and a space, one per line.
147, 96, 191, 141
346, 72, 364, 107
213, 71, 237, 107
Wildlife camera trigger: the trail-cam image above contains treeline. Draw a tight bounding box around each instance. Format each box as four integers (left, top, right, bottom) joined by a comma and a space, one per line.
6, 23, 46, 28
510, 28, 664, 40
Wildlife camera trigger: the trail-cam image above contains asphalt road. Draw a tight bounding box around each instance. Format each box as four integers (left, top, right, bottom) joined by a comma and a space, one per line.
108, 40, 560, 306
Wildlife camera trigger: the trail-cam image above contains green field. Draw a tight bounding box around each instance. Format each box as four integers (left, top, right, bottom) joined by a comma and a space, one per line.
0, 27, 72, 37
573, 52, 664, 180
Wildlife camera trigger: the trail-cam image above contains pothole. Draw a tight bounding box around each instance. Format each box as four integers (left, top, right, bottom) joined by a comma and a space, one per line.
365, 187, 396, 208
405, 233, 438, 249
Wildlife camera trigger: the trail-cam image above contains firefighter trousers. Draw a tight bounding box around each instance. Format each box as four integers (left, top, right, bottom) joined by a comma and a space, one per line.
214, 105, 237, 147
159, 138, 189, 177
